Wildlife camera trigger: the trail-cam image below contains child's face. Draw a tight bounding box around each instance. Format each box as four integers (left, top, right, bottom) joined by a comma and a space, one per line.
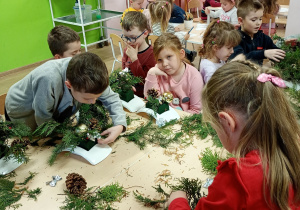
156, 48, 185, 76
239, 9, 263, 37
61, 41, 81, 58
122, 26, 147, 49
131, 0, 144, 10
220, 0, 235, 12
215, 45, 234, 62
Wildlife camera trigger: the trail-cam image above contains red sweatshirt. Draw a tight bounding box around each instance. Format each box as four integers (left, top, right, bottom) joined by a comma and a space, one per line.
122, 45, 156, 98
169, 150, 299, 210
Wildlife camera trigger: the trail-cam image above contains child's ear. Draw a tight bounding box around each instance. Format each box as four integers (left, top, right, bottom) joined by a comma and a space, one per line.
218, 111, 236, 133
179, 48, 185, 59
212, 44, 218, 52
54, 54, 62, 59
143, 30, 149, 37
238, 17, 243, 25
65, 80, 72, 89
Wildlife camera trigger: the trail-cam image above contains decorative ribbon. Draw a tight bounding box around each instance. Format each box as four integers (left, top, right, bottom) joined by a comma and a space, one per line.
257, 73, 286, 88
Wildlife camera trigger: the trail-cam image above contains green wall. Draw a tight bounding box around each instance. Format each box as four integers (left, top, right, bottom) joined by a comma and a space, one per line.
0, 0, 99, 73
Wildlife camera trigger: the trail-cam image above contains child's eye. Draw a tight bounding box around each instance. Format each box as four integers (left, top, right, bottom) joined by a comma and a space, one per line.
157, 59, 162, 62
167, 56, 171, 59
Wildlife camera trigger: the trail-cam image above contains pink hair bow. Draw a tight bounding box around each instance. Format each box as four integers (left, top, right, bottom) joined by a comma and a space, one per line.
257, 73, 286, 88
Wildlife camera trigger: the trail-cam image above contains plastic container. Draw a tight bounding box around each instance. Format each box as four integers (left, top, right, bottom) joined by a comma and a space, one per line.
73, 4, 92, 23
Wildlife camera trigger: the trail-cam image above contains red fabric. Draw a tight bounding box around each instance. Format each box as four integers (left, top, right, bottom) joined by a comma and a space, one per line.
122, 45, 156, 97
169, 197, 191, 210
169, 151, 300, 210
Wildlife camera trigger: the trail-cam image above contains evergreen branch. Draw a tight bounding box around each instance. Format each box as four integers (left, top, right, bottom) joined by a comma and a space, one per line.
17, 172, 37, 185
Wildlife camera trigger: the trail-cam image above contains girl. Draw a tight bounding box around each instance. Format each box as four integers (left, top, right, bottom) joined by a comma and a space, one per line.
168, 60, 300, 209
144, 33, 204, 114
199, 20, 240, 83
205, 0, 238, 25
148, 1, 197, 62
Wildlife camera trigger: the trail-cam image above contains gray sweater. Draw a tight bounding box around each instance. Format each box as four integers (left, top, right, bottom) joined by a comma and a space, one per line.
5, 57, 127, 130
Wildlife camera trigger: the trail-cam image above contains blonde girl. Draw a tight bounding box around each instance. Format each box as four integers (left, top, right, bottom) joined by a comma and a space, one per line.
199, 20, 240, 83
144, 33, 204, 114
168, 60, 300, 209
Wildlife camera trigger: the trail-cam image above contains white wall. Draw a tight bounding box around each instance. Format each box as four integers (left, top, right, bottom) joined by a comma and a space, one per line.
285, 0, 300, 37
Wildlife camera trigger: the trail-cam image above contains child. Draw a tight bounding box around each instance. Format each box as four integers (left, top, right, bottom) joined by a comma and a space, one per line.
199, 20, 240, 83
168, 60, 300, 209
205, 0, 238, 25
148, 1, 197, 62
229, 0, 286, 65
120, 0, 144, 25
201, 0, 221, 21
5, 53, 126, 145
47, 25, 81, 59
121, 11, 156, 98
144, 33, 204, 114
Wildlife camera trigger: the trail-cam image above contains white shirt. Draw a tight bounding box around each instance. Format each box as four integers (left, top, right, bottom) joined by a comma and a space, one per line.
209, 7, 238, 25
200, 59, 225, 84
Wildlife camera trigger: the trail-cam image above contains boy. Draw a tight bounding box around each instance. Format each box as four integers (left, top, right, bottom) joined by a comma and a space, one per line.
5, 53, 126, 145
121, 11, 156, 98
47, 25, 81, 59
120, 0, 144, 25
229, 0, 285, 65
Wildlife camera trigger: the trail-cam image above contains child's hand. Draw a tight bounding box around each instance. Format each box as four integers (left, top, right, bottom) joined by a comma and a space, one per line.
148, 66, 168, 77
132, 86, 136, 92
125, 43, 138, 62
167, 191, 188, 206
184, 33, 190, 40
264, 49, 286, 62
175, 27, 181, 32
205, 8, 210, 15
98, 125, 123, 144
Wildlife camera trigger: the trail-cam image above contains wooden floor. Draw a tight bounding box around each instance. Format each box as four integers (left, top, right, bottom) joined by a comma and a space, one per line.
0, 25, 286, 96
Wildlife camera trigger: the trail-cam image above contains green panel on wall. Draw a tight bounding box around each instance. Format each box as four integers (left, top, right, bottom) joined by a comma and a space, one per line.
0, 0, 101, 73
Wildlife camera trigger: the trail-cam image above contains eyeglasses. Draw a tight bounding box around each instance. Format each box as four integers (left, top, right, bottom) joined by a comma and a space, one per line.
121, 30, 146, 43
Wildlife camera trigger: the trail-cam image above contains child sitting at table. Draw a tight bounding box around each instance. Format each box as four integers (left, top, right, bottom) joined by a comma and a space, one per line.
205, 0, 238, 25
144, 33, 204, 114
168, 60, 300, 209
229, 0, 286, 66
47, 25, 81, 59
121, 0, 144, 25
5, 53, 126, 145
148, 1, 197, 62
199, 20, 240, 83
121, 11, 156, 98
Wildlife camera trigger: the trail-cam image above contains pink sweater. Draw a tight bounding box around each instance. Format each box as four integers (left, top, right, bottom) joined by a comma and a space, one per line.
144, 63, 204, 114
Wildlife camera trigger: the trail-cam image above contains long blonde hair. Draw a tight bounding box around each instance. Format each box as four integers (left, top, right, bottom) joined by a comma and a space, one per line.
148, 1, 172, 32
202, 60, 300, 210
198, 20, 241, 59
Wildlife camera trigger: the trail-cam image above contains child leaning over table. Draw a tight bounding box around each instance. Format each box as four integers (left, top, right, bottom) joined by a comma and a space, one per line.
229, 0, 286, 66
47, 25, 81, 59
121, 11, 156, 98
168, 60, 300, 209
5, 53, 127, 145
205, 0, 238, 26
144, 33, 204, 114
120, 0, 144, 25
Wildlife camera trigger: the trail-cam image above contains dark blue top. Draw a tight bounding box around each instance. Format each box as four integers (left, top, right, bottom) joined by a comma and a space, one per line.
170, 4, 185, 23
229, 29, 279, 65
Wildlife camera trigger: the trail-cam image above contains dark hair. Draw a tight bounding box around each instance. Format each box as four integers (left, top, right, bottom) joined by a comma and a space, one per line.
202, 60, 300, 210
47, 25, 80, 56
66, 52, 109, 94
237, 0, 264, 19
122, 11, 150, 32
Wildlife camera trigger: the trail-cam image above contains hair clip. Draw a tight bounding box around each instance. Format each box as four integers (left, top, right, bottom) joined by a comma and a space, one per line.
166, 2, 168, 4
257, 73, 286, 88
162, 5, 164, 8
211, 38, 217, 45
217, 20, 220, 23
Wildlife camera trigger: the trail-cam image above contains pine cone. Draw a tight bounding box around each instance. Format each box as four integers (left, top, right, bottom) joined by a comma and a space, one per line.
65, 173, 87, 195
147, 88, 159, 99
89, 118, 99, 130
10, 139, 30, 149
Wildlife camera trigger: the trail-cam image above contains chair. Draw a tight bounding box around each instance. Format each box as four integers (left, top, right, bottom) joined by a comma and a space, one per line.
109, 33, 124, 73
188, 0, 203, 22
0, 94, 7, 120
262, 13, 276, 37
148, 35, 158, 46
